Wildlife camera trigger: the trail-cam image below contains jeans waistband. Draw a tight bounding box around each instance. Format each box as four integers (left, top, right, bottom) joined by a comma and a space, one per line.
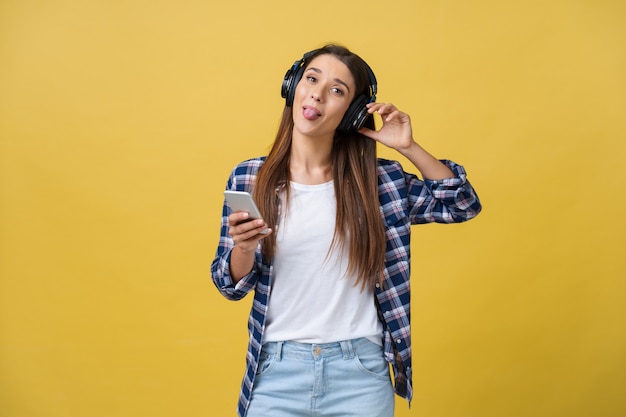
261, 337, 374, 361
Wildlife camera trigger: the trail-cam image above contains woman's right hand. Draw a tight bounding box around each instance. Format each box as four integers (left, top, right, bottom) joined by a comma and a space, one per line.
227, 212, 272, 253
228, 212, 272, 282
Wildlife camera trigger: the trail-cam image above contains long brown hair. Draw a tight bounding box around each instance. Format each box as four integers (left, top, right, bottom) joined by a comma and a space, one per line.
253, 45, 386, 288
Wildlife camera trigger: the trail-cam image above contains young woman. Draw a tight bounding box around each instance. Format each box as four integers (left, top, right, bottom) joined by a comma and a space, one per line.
211, 44, 482, 417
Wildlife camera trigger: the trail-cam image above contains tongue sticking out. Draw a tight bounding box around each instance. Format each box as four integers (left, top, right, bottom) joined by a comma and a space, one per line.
303, 107, 321, 121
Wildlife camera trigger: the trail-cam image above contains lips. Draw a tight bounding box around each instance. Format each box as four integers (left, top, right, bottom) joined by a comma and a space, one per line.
302, 105, 322, 121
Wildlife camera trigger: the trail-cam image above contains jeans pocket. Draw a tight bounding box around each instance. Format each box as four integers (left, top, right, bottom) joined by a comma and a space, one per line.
353, 342, 390, 381
256, 351, 276, 376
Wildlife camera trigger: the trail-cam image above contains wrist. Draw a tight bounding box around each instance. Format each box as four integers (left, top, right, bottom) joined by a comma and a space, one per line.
396, 140, 421, 157
234, 244, 257, 255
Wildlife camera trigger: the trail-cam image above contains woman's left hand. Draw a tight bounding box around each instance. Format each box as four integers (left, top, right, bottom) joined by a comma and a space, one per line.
358, 102, 415, 151
360, 102, 455, 180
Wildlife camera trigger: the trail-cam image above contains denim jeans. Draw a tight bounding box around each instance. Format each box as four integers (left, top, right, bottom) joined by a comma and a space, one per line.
247, 337, 395, 417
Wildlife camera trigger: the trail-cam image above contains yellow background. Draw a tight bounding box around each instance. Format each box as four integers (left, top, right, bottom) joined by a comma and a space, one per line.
1, 0, 624, 416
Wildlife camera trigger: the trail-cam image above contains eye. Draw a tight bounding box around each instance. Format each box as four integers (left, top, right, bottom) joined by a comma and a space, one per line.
306, 75, 317, 84
331, 87, 344, 96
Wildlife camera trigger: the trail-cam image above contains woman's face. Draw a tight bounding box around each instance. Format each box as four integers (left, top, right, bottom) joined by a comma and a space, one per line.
291, 54, 356, 139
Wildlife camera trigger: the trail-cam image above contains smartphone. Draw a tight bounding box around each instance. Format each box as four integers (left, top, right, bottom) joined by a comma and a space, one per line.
224, 190, 263, 220
224, 191, 269, 234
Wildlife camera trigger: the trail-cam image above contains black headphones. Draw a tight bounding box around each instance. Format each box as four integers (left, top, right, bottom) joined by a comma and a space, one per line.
281, 49, 378, 133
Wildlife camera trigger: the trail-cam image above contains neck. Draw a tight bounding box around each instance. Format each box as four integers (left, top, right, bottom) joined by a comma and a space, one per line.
290, 131, 334, 185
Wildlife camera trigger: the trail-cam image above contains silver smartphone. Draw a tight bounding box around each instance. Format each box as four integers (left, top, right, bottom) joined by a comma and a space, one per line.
224, 190, 263, 219
224, 191, 269, 234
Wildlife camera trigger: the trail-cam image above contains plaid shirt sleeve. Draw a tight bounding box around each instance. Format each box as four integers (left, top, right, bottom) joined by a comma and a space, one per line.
407, 159, 482, 223
210, 158, 266, 301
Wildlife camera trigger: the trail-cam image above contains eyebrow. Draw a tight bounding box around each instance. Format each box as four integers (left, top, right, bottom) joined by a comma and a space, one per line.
307, 67, 352, 94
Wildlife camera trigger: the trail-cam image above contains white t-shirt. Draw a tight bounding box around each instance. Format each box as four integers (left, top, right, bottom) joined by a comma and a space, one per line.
262, 180, 383, 344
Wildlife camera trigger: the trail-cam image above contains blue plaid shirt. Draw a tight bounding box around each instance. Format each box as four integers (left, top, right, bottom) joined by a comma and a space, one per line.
211, 157, 481, 417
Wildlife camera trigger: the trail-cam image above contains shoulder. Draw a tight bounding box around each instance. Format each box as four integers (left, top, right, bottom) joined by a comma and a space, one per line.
228, 157, 266, 191
376, 158, 405, 181
232, 157, 266, 175
376, 158, 402, 170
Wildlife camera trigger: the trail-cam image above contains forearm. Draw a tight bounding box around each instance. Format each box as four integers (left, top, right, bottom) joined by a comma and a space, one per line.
229, 245, 256, 284
398, 141, 454, 180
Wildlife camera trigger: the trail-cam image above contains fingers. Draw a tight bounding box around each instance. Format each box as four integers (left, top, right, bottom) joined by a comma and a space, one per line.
228, 212, 272, 249
366, 102, 408, 123
358, 126, 379, 141
367, 102, 395, 113
360, 102, 415, 151
367, 102, 395, 119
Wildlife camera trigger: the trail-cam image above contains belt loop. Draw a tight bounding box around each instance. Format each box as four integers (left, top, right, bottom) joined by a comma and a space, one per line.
275, 341, 284, 361
340, 340, 355, 359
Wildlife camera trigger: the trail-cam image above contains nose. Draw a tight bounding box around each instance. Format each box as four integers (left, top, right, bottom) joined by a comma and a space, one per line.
311, 88, 322, 102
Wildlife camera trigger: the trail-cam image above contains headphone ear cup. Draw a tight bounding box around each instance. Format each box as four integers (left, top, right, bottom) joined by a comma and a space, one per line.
352, 101, 372, 132
281, 70, 293, 105
338, 95, 370, 132
282, 61, 306, 107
